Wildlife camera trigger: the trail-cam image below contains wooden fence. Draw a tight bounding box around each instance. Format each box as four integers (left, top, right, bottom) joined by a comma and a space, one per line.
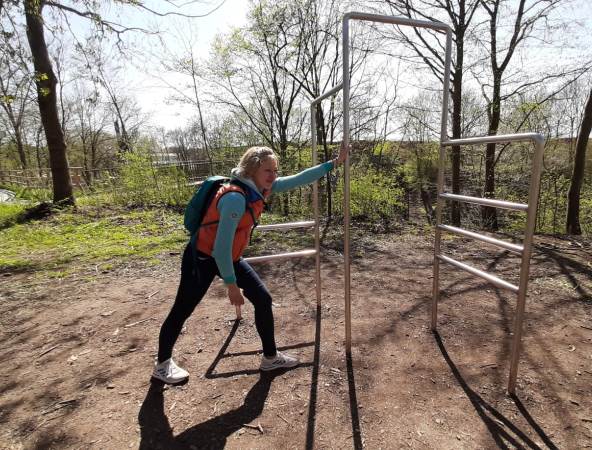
0, 159, 237, 189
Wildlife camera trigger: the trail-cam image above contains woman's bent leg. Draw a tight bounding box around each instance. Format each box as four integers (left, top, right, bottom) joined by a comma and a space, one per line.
157, 245, 217, 362
234, 259, 277, 357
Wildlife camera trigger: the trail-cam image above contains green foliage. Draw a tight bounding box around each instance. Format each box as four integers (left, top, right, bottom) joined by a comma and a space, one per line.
401, 142, 439, 188
0, 207, 186, 276
336, 168, 405, 223
111, 148, 193, 207
0, 203, 27, 228
12, 185, 52, 202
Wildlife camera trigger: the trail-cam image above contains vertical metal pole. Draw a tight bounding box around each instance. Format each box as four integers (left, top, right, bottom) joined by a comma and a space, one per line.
342, 15, 352, 353
311, 104, 322, 307
507, 136, 544, 394
431, 29, 453, 331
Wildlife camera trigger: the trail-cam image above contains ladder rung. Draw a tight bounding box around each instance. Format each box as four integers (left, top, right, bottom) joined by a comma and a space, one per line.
438, 225, 524, 255
245, 249, 316, 264
437, 254, 519, 293
441, 132, 544, 147
257, 221, 315, 232
440, 192, 528, 211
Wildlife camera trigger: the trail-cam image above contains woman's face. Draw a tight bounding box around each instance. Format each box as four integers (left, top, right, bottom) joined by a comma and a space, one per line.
252, 157, 278, 192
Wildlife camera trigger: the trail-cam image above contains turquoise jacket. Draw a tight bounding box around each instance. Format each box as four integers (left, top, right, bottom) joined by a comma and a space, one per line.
212, 160, 335, 284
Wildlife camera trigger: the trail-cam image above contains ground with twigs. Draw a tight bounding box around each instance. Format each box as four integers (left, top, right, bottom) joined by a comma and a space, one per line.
1, 224, 591, 449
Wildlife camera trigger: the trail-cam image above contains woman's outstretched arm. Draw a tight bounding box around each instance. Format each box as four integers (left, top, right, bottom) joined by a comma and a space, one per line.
271, 143, 348, 194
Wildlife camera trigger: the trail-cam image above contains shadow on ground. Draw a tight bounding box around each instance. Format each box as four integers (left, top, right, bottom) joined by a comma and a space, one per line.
434, 331, 559, 450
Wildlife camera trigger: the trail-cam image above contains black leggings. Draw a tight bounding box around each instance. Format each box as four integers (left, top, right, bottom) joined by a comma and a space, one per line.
157, 244, 277, 362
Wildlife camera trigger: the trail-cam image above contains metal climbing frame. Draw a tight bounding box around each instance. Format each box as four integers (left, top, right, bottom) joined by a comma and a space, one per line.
341, 12, 544, 395
433, 133, 545, 394
341, 12, 453, 351
309, 83, 344, 306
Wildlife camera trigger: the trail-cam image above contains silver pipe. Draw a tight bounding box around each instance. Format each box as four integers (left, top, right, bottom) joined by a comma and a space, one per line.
342, 15, 352, 353
245, 249, 316, 264
312, 84, 343, 105
344, 11, 450, 31
437, 254, 519, 293
440, 192, 528, 211
438, 224, 524, 255
442, 133, 544, 147
311, 98, 320, 310
431, 28, 453, 331
257, 221, 315, 232
342, 13, 451, 345
508, 134, 545, 394
311, 84, 343, 309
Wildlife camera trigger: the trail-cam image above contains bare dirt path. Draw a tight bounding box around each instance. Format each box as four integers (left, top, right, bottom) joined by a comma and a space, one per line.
1, 231, 591, 449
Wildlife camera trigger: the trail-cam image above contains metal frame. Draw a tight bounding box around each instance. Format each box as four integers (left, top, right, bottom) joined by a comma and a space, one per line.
342, 12, 452, 352
310, 83, 344, 306
433, 133, 544, 394
341, 12, 543, 394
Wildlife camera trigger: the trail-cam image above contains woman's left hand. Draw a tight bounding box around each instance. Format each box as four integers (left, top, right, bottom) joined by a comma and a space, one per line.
333, 141, 349, 166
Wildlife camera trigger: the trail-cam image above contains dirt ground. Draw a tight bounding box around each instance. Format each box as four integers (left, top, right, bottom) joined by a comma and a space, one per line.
1, 230, 591, 450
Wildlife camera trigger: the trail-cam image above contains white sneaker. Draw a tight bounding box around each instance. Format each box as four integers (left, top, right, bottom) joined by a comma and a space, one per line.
260, 351, 299, 371
152, 358, 189, 384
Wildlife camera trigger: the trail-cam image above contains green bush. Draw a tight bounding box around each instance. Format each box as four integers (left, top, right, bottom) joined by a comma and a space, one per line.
0, 203, 27, 228
335, 169, 405, 223
112, 149, 193, 207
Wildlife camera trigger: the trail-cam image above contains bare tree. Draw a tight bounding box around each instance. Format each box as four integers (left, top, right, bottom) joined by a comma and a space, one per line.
209, 1, 305, 157
24, 0, 74, 203
17, 0, 222, 205
566, 87, 592, 235
0, 8, 34, 169
157, 21, 214, 172
70, 83, 113, 185
477, 0, 567, 229
382, 0, 482, 226
208, 0, 308, 214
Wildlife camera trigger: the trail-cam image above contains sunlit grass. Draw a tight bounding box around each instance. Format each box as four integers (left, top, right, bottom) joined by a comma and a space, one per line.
0, 204, 187, 276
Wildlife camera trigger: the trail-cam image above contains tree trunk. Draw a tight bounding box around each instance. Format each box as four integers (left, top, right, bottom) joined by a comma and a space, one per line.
2, 106, 28, 169
566, 87, 592, 235
280, 140, 290, 216
482, 75, 501, 230
316, 104, 333, 220
14, 129, 27, 170
35, 125, 43, 177
450, 33, 464, 227
24, 0, 74, 205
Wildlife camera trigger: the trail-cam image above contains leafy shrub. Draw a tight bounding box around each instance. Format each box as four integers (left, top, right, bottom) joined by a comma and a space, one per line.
112, 149, 192, 207
335, 169, 405, 223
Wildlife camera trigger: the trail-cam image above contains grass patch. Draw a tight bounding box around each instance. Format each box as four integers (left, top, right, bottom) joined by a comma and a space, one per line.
0, 205, 187, 276
0, 203, 28, 228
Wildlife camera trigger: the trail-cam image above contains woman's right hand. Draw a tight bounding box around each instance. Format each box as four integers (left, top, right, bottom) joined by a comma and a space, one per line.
333, 141, 349, 166
227, 283, 245, 306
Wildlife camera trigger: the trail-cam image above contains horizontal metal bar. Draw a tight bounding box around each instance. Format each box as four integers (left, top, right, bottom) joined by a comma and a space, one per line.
245, 249, 317, 264
442, 132, 544, 147
438, 225, 524, 255
437, 254, 519, 293
440, 192, 528, 211
257, 221, 315, 232
312, 84, 343, 105
345, 11, 450, 32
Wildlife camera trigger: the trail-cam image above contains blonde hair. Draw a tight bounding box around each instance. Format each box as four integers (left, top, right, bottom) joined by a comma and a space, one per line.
236, 146, 278, 178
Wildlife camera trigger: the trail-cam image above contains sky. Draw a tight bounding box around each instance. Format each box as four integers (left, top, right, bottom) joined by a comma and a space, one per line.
124, 0, 250, 132
35, 0, 592, 136
125, 0, 592, 134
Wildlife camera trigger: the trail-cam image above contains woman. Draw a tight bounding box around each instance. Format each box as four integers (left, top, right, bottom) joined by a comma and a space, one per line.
153, 144, 347, 384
